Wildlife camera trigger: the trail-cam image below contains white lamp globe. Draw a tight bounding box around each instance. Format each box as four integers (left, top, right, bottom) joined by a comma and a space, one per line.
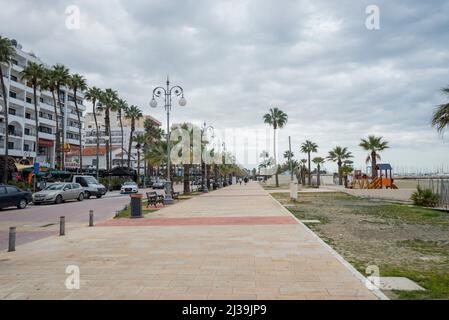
150, 99, 158, 108
179, 97, 187, 107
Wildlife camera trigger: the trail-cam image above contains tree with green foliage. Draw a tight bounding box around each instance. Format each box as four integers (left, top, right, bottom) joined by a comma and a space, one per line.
0, 36, 15, 183
359, 135, 389, 179
312, 157, 325, 187
300, 140, 318, 186
21, 62, 45, 164
431, 86, 449, 135
327, 146, 353, 186
263, 107, 288, 187
68, 74, 87, 172
124, 105, 143, 169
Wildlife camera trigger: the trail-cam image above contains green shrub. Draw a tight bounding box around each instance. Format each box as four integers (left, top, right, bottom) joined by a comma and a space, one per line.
411, 186, 439, 207
7, 180, 32, 190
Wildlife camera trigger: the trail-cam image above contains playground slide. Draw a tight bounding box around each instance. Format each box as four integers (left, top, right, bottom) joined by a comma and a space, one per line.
368, 177, 381, 189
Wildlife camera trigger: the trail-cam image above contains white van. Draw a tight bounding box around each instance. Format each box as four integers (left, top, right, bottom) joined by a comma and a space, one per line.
72, 175, 107, 199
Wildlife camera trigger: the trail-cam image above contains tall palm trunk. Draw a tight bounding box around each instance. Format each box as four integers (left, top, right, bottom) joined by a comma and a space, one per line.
50, 91, 60, 168
104, 107, 110, 171
92, 101, 100, 178
338, 160, 343, 185
307, 152, 311, 186
317, 164, 321, 187
273, 127, 279, 187
183, 164, 190, 193
371, 151, 377, 179
118, 110, 124, 166
127, 120, 134, 169
1, 67, 9, 183
73, 90, 82, 173
56, 90, 65, 170
32, 86, 39, 165
137, 148, 140, 183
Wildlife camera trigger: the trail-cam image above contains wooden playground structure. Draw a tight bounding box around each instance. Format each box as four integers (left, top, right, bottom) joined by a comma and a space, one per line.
350, 163, 399, 189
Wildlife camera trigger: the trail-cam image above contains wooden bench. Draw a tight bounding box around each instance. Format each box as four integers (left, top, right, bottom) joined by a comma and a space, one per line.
146, 191, 164, 207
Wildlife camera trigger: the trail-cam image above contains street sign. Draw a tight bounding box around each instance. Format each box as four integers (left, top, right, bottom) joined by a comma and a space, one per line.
33, 162, 40, 174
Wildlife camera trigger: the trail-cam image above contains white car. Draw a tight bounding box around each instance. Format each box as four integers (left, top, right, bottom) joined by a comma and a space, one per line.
120, 181, 139, 194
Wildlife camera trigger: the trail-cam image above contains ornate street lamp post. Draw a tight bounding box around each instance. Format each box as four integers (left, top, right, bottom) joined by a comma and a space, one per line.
150, 77, 187, 204
200, 121, 214, 193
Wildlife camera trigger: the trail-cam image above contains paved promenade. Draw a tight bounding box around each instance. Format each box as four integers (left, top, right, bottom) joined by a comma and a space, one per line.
0, 183, 385, 300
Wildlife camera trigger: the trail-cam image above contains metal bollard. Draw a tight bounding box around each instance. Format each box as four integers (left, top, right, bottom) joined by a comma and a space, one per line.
60, 216, 65, 236
8, 227, 16, 252
89, 210, 94, 227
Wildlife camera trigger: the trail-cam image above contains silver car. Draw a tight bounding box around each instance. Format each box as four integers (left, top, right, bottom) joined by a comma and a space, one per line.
33, 183, 85, 205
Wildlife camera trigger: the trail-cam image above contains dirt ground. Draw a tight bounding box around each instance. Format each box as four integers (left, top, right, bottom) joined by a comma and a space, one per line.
272, 192, 449, 300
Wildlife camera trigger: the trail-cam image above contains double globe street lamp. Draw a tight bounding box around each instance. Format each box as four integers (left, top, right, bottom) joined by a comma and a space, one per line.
150, 77, 187, 204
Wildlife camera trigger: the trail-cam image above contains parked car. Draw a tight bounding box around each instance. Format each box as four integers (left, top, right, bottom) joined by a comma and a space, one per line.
120, 181, 138, 194
0, 185, 32, 210
72, 175, 107, 199
33, 183, 85, 204
152, 180, 166, 189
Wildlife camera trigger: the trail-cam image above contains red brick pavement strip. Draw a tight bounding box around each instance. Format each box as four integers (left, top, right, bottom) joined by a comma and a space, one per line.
97, 216, 298, 227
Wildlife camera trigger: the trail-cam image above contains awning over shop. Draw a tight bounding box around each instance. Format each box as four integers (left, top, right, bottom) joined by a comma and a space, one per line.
38, 139, 54, 147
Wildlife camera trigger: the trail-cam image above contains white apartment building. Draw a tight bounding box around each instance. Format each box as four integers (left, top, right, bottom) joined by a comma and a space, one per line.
79, 112, 161, 170
0, 40, 85, 168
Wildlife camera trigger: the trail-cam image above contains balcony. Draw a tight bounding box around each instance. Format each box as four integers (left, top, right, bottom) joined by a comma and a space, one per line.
11, 63, 24, 72
38, 132, 55, 141
2, 126, 24, 138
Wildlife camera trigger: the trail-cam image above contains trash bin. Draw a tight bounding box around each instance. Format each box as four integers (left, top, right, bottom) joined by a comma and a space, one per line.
130, 194, 143, 218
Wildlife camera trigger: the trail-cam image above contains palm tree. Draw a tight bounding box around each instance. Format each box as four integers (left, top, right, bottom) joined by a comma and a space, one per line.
0, 36, 14, 183
21, 62, 45, 165
143, 118, 163, 177
134, 133, 146, 184
40, 68, 62, 168
145, 140, 168, 178
52, 64, 70, 169
312, 157, 325, 187
300, 158, 307, 185
100, 89, 118, 171
124, 105, 143, 169
84, 87, 102, 178
68, 74, 87, 173
327, 146, 353, 185
172, 122, 195, 193
300, 140, 318, 186
263, 107, 288, 187
112, 98, 127, 166
431, 86, 449, 134
359, 135, 389, 179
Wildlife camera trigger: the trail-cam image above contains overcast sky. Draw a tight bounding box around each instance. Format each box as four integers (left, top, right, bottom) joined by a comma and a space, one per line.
1, 0, 449, 171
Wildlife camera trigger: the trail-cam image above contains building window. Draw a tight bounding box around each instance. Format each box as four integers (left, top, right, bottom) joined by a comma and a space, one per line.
24, 144, 29, 151
8, 108, 16, 115
24, 128, 30, 135
92, 159, 97, 166
26, 97, 32, 104
7, 142, 14, 150
25, 113, 31, 119
40, 97, 44, 103
10, 75, 17, 82
9, 91, 16, 99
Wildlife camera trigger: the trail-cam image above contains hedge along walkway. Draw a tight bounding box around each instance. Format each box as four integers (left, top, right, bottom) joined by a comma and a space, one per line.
0, 182, 386, 300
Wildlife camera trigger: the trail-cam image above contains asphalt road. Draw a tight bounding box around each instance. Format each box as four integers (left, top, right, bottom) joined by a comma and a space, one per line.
0, 188, 174, 251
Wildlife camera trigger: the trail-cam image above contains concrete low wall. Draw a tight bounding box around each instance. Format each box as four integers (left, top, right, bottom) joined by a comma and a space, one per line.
327, 185, 415, 202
